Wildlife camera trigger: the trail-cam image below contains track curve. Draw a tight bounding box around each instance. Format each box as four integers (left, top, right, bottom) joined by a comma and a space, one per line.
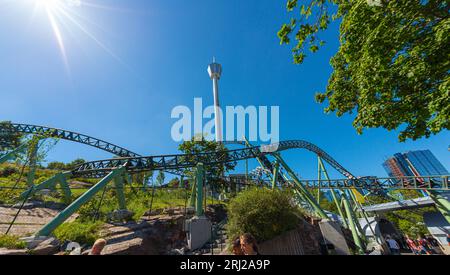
72, 140, 357, 180
0, 122, 140, 158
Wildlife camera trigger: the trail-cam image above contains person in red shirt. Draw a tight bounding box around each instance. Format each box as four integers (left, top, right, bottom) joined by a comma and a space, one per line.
405, 235, 419, 255
418, 235, 432, 255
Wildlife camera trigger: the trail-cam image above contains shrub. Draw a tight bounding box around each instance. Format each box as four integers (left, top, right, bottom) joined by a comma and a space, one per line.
0, 165, 18, 177
53, 220, 103, 245
0, 234, 27, 249
226, 188, 302, 243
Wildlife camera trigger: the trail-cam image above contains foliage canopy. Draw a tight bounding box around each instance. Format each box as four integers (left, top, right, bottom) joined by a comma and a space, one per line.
278, 0, 449, 141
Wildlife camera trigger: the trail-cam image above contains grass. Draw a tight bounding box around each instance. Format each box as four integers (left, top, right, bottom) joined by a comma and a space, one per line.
53, 220, 103, 245
0, 234, 27, 249
0, 163, 229, 246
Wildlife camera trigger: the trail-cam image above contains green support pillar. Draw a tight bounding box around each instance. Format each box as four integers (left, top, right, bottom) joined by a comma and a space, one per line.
345, 190, 369, 243
342, 195, 364, 255
20, 171, 72, 204
273, 153, 328, 220
317, 157, 348, 228
114, 174, 127, 210
0, 143, 28, 164
25, 137, 40, 188
330, 190, 348, 229
245, 159, 248, 184
427, 190, 450, 224
317, 157, 321, 202
57, 172, 72, 204
195, 163, 204, 216
36, 166, 125, 237
189, 178, 196, 208
244, 138, 274, 182
271, 161, 280, 190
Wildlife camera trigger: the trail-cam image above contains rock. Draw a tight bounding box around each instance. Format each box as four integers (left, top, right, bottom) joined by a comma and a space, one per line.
21, 236, 50, 250
107, 209, 134, 222
12, 201, 43, 209
69, 247, 82, 255
144, 209, 163, 216
43, 201, 67, 210
0, 248, 28, 255
163, 208, 175, 215
100, 235, 160, 255
168, 247, 185, 255
32, 237, 60, 255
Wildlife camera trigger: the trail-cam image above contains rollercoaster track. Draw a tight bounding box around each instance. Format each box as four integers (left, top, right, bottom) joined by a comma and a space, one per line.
0, 123, 141, 158
72, 140, 358, 180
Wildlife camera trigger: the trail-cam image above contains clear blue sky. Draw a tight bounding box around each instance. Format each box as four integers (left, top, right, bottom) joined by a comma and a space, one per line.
1, 0, 448, 179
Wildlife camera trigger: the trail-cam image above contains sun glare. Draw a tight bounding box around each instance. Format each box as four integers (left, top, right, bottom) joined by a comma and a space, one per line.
15, 0, 119, 75
36, 0, 61, 10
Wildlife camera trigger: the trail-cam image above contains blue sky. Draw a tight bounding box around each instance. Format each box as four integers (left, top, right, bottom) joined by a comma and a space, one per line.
0, 0, 448, 180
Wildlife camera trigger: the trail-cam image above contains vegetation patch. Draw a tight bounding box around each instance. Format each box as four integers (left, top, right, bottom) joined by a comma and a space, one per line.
0, 234, 27, 249
53, 220, 103, 245
226, 187, 302, 243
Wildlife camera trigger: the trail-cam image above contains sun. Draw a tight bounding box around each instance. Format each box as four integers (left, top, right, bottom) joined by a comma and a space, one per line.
0, 0, 121, 74
36, 0, 61, 9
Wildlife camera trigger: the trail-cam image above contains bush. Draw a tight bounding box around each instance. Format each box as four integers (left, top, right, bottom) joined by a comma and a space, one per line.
0, 234, 26, 249
53, 220, 103, 245
0, 165, 18, 177
226, 188, 302, 243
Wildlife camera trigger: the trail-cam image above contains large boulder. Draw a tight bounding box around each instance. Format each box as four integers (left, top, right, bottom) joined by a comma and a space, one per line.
0, 248, 28, 255
31, 237, 60, 255
106, 209, 134, 223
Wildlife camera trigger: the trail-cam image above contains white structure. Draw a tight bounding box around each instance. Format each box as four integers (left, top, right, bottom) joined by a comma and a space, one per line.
207, 58, 223, 142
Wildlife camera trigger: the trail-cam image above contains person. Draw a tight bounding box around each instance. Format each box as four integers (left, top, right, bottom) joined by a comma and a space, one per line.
89, 239, 107, 255
418, 235, 432, 255
426, 235, 443, 255
416, 236, 430, 255
385, 235, 400, 255
405, 235, 419, 255
231, 237, 244, 255
240, 233, 260, 255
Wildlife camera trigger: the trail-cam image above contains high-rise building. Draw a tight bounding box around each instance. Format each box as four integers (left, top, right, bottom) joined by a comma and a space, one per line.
383, 150, 449, 178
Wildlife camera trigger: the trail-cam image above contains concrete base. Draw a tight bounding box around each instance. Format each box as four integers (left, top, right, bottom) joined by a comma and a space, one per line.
319, 219, 351, 255
185, 216, 212, 251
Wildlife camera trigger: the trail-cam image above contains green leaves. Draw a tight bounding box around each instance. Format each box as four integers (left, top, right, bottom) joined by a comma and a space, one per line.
226, 188, 301, 242
279, 0, 450, 141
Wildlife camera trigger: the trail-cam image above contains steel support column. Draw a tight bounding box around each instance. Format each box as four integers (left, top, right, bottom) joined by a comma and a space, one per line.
36, 166, 126, 237
342, 195, 364, 255
271, 161, 280, 190
427, 190, 450, 224
20, 171, 72, 203
196, 163, 204, 216
190, 178, 196, 208
25, 137, 40, 187
318, 157, 348, 229
0, 143, 28, 164
114, 174, 127, 210
273, 153, 328, 219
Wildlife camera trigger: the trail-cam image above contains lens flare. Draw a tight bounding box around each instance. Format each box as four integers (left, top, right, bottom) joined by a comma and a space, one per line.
25, 0, 123, 74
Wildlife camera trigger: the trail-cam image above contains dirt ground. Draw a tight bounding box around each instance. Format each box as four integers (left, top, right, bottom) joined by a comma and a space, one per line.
0, 206, 77, 236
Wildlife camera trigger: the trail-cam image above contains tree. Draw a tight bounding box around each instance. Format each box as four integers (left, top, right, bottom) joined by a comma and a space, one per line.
278, 0, 449, 141
178, 136, 237, 189
66, 158, 86, 170
47, 161, 67, 170
168, 178, 180, 188
178, 136, 237, 177
0, 121, 22, 150
156, 170, 165, 186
